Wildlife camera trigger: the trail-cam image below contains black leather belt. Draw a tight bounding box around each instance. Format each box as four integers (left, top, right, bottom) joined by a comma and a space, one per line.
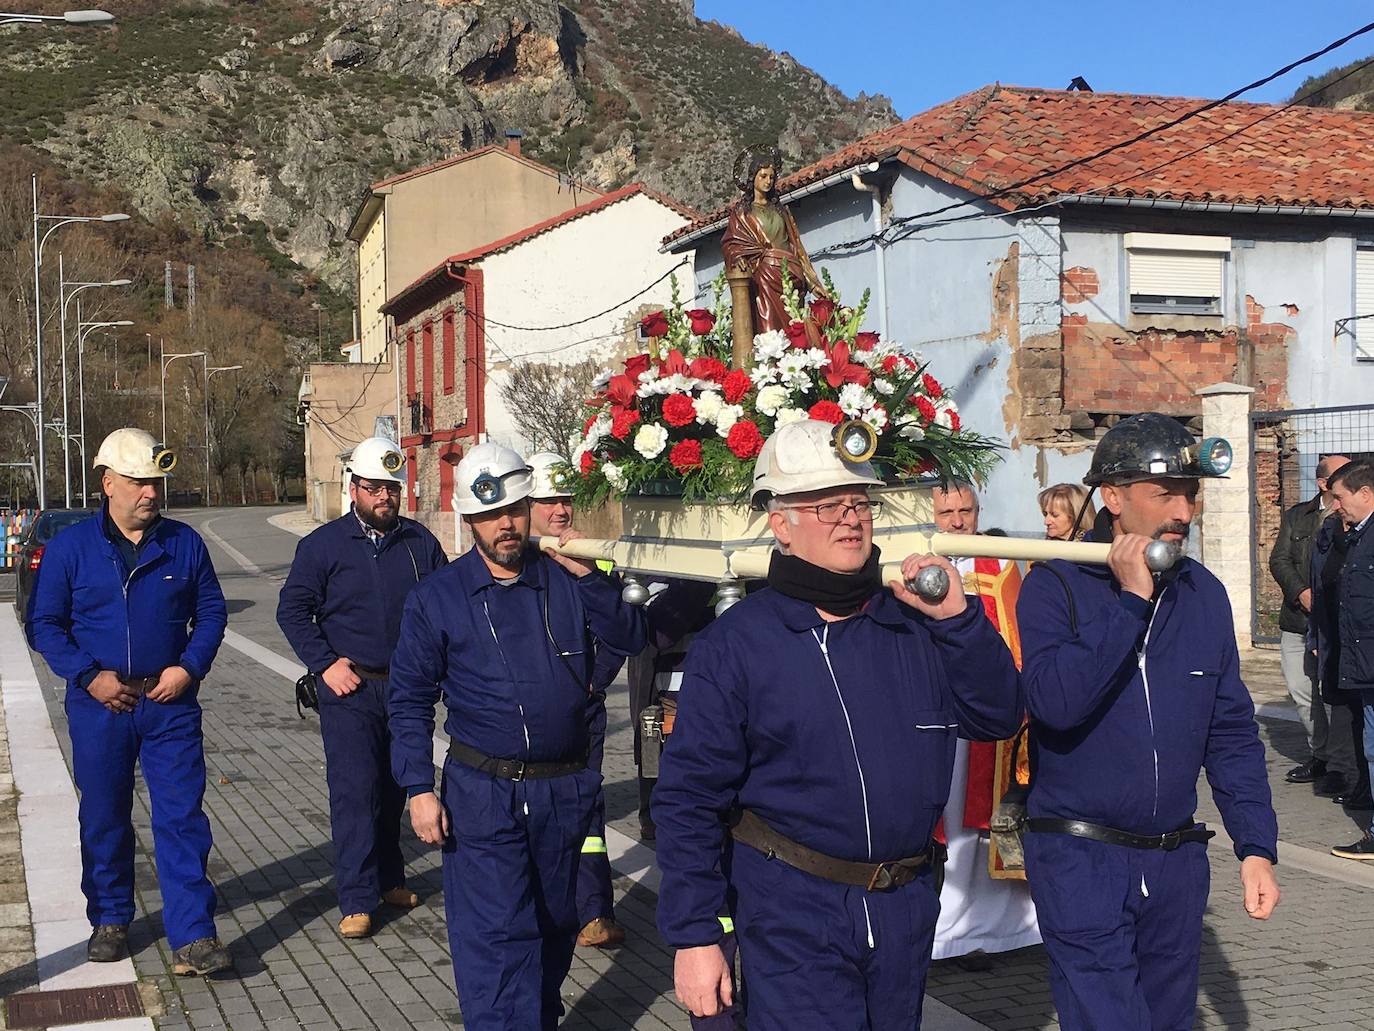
447, 740, 585, 782
354, 666, 389, 681
1025, 818, 1215, 851
730, 808, 945, 892
119, 675, 160, 695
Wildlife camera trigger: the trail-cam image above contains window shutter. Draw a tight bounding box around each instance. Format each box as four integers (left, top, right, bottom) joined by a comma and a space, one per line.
1129, 251, 1223, 299
1357, 248, 1374, 361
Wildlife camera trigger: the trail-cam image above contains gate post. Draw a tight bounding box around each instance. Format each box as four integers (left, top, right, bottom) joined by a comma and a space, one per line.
1197, 382, 1256, 649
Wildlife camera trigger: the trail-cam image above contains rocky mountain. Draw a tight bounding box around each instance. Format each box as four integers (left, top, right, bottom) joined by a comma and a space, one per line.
0, 0, 895, 298
1292, 51, 1374, 111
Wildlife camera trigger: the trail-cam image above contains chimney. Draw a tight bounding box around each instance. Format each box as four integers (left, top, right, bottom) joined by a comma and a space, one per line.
504, 129, 523, 156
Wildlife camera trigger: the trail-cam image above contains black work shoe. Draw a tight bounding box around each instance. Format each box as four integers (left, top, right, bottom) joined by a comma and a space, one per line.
1333, 791, 1374, 809
1286, 758, 1326, 784
86, 924, 128, 962
1331, 834, 1374, 860
1314, 771, 1347, 797
172, 937, 233, 976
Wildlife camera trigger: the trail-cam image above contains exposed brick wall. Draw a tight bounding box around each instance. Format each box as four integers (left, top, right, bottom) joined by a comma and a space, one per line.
1061, 266, 1099, 304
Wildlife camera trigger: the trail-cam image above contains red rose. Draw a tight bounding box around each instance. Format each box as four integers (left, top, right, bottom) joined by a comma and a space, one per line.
855, 331, 879, 351
669, 438, 703, 472
948, 409, 961, 432
624, 353, 652, 379
640, 311, 670, 338
659, 348, 690, 377
662, 393, 697, 428
689, 356, 728, 383
916, 395, 938, 424
686, 309, 716, 335
923, 373, 944, 400
610, 407, 641, 440
785, 321, 810, 348
579, 451, 596, 477
808, 400, 845, 425
607, 374, 637, 409
726, 420, 765, 460
809, 297, 836, 327
722, 369, 752, 404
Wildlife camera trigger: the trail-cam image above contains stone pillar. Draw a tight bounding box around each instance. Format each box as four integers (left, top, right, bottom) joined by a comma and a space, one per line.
1196, 382, 1256, 650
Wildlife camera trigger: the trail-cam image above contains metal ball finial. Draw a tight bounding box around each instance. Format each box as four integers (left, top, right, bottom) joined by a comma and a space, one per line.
906, 565, 951, 604
1145, 539, 1182, 573
621, 575, 650, 606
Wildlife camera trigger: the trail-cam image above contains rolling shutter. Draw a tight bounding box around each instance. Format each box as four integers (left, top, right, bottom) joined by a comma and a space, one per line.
1126, 233, 1228, 314
1357, 248, 1374, 361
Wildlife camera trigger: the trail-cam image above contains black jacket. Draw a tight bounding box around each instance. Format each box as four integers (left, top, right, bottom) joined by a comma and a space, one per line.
1269, 494, 1327, 634
1308, 515, 1345, 701
1337, 518, 1374, 693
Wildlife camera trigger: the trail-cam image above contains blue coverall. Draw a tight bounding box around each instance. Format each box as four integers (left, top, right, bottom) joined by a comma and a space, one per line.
654, 588, 1022, 1031
1018, 551, 1278, 1031
574, 643, 625, 929
388, 547, 646, 1031
28, 509, 227, 949
276, 511, 447, 917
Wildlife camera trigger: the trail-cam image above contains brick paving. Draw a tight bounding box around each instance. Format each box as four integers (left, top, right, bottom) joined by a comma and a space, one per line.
12, 507, 1374, 1030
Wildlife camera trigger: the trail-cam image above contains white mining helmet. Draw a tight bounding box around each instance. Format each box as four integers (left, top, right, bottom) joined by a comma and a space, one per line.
528, 451, 574, 500
453, 442, 534, 516
93, 427, 177, 479
750, 419, 883, 509
348, 436, 406, 484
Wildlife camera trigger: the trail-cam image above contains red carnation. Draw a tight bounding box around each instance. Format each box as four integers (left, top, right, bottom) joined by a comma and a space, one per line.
579, 450, 596, 477
640, 311, 670, 338
809, 296, 836, 327
610, 407, 641, 440
669, 439, 703, 472
880, 354, 901, 375
922, 373, 944, 400
722, 369, 753, 404
808, 400, 845, 425
785, 321, 810, 348
607, 374, 637, 409
855, 331, 879, 351
689, 356, 728, 383
948, 409, 961, 432
916, 395, 938, 425
662, 393, 697, 428
726, 420, 765, 460
686, 309, 716, 335
624, 353, 652, 379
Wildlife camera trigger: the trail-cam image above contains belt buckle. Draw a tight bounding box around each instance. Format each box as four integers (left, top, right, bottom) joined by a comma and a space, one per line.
1160, 830, 1182, 851
866, 863, 896, 892
510, 760, 527, 782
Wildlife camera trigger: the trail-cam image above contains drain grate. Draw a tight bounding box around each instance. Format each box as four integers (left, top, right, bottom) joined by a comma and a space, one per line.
4, 983, 144, 1028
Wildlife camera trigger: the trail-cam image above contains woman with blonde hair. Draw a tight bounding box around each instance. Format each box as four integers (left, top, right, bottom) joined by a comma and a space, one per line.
1039, 483, 1095, 541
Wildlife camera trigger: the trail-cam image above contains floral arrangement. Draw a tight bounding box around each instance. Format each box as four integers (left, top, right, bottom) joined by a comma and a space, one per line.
569, 272, 1001, 506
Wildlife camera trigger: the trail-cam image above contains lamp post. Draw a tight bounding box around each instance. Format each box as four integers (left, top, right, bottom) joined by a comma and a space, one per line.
160, 346, 204, 508
58, 263, 131, 505
76, 313, 132, 506
0, 9, 114, 26
204, 364, 242, 506
31, 173, 128, 506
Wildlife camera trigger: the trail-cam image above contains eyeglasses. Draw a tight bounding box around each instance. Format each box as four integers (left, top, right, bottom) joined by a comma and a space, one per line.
785, 500, 883, 524
356, 481, 401, 497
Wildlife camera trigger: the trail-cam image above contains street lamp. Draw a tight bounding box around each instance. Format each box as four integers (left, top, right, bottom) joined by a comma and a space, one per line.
31, 172, 128, 506
58, 260, 131, 505
75, 313, 131, 506
0, 9, 114, 26
160, 347, 204, 507
204, 364, 242, 506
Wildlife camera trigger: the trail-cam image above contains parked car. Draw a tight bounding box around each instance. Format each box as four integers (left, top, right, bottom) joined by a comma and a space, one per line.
14, 509, 92, 621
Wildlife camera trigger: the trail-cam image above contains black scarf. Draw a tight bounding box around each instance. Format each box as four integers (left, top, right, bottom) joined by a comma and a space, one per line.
767, 546, 882, 617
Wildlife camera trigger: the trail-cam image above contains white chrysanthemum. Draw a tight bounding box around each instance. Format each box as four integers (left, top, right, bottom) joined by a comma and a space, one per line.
755, 384, 789, 417
778, 351, 811, 388
806, 347, 830, 370
898, 421, 925, 441
838, 383, 874, 417
873, 377, 895, 397
602, 461, 628, 491
753, 330, 788, 363
774, 407, 808, 427
863, 405, 889, 433
694, 390, 724, 425
591, 368, 612, 393
714, 404, 744, 438
633, 423, 669, 459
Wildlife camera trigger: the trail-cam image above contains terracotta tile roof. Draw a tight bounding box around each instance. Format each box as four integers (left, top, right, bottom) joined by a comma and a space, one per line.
382, 184, 700, 317
664, 84, 1374, 246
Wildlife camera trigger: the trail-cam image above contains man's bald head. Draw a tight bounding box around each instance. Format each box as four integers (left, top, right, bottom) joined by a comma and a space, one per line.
932, 482, 980, 535
1318, 454, 1351, 506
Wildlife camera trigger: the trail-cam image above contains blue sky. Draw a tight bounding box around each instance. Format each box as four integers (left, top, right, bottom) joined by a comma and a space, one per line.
695, 1, 1374, 117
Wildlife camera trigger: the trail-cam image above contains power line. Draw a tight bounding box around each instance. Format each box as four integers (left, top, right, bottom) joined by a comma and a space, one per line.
480, 260, 692, 332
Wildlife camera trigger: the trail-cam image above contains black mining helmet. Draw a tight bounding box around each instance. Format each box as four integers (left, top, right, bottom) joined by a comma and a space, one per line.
1084, 412, 1232, 488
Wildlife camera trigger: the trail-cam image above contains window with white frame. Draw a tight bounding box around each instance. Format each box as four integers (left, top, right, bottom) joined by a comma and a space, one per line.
1125, 233, 1230, 316
1357, 246, 1374, 361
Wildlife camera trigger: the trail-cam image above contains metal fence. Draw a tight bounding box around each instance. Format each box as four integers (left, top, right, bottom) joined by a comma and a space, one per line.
1250, 403, 1374, 644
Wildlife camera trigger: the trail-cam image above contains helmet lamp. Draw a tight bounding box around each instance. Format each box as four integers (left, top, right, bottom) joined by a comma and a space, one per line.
834, 419, 878, 464
152, 444, 177, 473
471, 472, 504, 506
1196, 437, 1233, 477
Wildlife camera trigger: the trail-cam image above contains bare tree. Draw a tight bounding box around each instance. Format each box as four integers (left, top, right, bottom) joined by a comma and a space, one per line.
498, 357, 602, 461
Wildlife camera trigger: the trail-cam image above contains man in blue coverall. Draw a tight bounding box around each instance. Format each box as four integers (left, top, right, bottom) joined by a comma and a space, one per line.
1017, 412, 1280, 1030
276, 436, 447, 938
388, 442, 646, 1030
655, 419, 1023, 1030
28, 428, 232, 975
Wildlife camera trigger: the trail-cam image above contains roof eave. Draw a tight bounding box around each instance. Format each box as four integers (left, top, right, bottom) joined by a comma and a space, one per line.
346, 192, 387, 243
1056, 193, 1374, 219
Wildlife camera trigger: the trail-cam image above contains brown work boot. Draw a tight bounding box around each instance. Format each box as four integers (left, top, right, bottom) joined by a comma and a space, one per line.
338, 913, 372, 939
576, 916, 626, 948
171, 937, 233, 976
381, 887, 420, 909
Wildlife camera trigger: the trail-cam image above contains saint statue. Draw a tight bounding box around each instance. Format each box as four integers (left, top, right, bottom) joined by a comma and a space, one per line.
722, 145, 829, 366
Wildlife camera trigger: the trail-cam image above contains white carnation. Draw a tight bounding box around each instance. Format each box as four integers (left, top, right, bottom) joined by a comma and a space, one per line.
755, 384, 789, 417
714, 404, 744, 438
753, 330, 788, 363
602, 461, 628, 491
694, 390, 723, 424
633, 422, 669, 459
838, 382, 874, 417
873, 377, 895, 396
774, 407, 808, 427
898, 421, 925, 441
935, 403, 958, 431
